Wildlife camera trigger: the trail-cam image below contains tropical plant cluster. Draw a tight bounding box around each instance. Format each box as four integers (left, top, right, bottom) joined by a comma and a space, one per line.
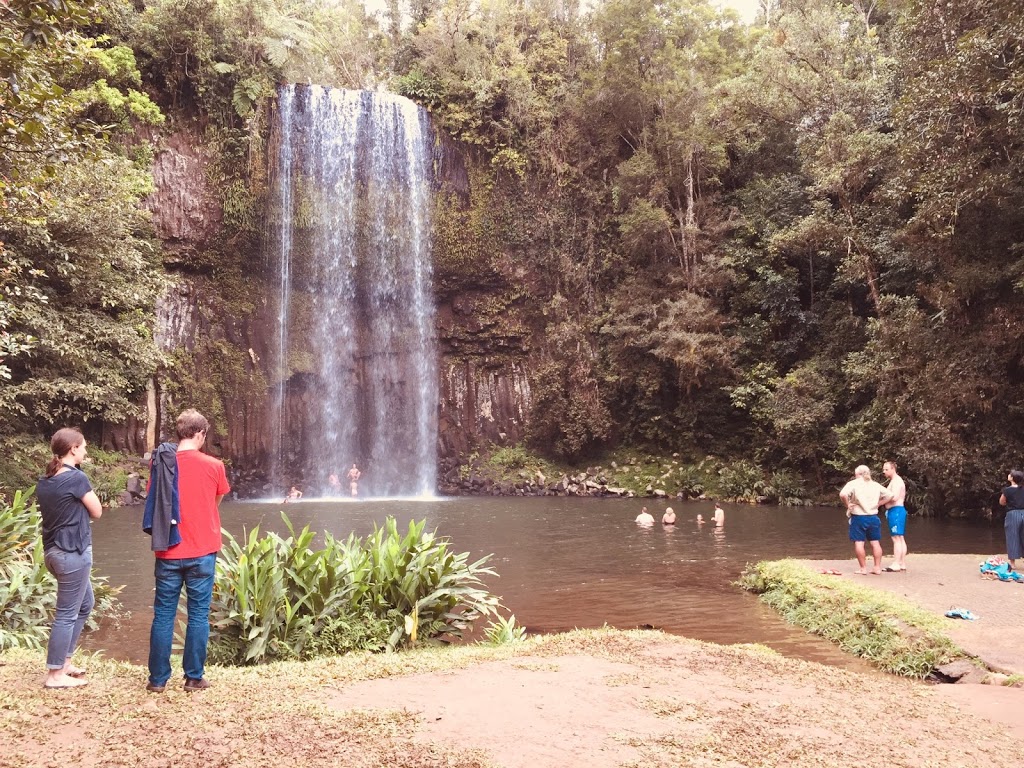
208, 514, 500, 664
0, 488, 121, 650
3, 0, 1024, 515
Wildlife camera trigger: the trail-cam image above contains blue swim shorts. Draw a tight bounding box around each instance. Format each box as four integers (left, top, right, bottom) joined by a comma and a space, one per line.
886, 506, 908, 536
849, 514, 882, 542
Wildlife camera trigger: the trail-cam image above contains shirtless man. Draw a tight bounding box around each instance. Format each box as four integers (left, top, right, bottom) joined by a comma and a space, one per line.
839, 465, 894, 575
882, 460, 908, 571
347, 464, 361, 497
635, 507, 655, 526
712, 503, 725, 526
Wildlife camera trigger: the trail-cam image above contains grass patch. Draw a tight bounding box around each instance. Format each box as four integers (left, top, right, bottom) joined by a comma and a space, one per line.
1003, 673, 1024, 687
739, 559, 968, 677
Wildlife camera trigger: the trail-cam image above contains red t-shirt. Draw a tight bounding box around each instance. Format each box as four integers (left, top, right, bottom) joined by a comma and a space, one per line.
156, 449, 230, 560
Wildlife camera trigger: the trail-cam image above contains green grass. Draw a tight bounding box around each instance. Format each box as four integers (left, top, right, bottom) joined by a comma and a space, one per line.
739, 559, 970, 677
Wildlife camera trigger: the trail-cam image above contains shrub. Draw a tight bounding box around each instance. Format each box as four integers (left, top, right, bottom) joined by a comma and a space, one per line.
482, 613, 527, 646
209, 514, 500, 664
0, 488, 122, 651
716, 460, 765, 502
488, 445, 531, 471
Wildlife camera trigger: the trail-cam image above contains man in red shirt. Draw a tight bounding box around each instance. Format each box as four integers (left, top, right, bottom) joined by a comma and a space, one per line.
146, 409, 229, 693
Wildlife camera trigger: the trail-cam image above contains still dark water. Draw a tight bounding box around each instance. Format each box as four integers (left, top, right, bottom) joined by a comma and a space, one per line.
87, 498, 1004, 669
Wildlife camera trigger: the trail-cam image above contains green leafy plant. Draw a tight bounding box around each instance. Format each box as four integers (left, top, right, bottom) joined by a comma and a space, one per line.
209, 514, 500, 664
716, 460, 766, 503
482, 613, 527, 646
0, 488, 122, 651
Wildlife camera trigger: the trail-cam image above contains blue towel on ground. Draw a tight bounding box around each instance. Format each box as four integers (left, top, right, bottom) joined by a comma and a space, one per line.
979, 560, 1024, 582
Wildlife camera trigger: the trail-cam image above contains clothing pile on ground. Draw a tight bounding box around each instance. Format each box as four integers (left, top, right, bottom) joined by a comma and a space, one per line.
979, 557, 1024, 583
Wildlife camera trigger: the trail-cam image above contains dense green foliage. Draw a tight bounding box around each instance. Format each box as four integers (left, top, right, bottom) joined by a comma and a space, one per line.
208, 514, 499, 664
389, 0, 1024, 513
3, 0, 1023, 513
0, 488, 121, 650
740, 559, 966, 677
1, 0, 165, 429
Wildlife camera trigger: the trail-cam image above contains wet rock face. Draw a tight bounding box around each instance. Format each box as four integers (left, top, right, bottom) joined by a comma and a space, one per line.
145, 131, 223, 255
438, 359, 531, 458
138, 113, 535, 487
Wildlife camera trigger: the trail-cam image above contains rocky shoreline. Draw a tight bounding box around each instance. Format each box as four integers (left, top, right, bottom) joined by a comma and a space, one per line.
223, 459, 689, 500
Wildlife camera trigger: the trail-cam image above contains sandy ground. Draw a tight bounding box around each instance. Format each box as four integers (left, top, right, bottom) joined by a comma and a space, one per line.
803, 554, 1024, 675
335, 642, 1024, 767
4, 631, 1021, 768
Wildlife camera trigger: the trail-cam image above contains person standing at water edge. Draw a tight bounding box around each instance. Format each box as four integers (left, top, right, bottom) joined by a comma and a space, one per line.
882, 461, 908, 571
347, 463, 361, 496
839, 465, 893, 575
145, 409, 229, 693
36, 428, 103, 688
998, 470, 1024, 571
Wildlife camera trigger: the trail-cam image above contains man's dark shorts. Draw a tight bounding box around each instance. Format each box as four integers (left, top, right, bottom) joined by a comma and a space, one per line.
849, 514, 882, 542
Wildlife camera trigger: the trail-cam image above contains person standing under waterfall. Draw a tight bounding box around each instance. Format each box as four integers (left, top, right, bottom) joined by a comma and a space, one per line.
347, 463, 361, 497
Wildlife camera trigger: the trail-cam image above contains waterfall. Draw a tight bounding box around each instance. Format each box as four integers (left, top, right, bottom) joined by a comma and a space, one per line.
269, 85, 437, 498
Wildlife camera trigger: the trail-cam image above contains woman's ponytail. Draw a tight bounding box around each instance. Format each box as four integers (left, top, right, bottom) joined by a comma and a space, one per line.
46, 428, 85, 477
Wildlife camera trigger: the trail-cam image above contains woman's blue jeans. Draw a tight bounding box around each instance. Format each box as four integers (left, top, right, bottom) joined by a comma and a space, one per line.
43, 546, 94, 669
148, 553, 217, 686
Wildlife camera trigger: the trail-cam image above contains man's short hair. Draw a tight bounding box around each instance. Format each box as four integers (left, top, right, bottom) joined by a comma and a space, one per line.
176, 409, 210, 440
855, 465, 871, 479
1011, 469, 1024, 486
883, 460, 898, 471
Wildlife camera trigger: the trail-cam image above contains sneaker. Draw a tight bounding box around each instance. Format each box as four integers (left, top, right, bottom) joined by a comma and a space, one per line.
146, 681, 166, 693
183, 677, 211, 692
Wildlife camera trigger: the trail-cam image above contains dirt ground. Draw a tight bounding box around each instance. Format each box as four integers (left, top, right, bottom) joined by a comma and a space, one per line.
2, 630, 1022, 768
804, 553, 1024, 675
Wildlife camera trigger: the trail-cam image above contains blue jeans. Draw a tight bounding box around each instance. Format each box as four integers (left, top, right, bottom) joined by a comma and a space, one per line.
43, 547, 94, 670
148, 553, 217, 686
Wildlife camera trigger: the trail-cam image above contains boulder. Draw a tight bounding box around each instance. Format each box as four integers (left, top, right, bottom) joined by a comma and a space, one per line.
653, 489, 667, 498
934, 660, 988, 684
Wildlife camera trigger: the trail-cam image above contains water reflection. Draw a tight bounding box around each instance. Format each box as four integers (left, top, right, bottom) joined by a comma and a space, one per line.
87, 497, 1003, 671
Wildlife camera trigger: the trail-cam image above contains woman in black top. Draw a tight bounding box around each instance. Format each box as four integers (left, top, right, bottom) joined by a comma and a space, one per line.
35, 428, 103, 688
998, 469, 1024, 571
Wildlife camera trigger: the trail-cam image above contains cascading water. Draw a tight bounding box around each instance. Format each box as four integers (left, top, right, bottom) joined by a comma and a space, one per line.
269, 85, 437, 498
